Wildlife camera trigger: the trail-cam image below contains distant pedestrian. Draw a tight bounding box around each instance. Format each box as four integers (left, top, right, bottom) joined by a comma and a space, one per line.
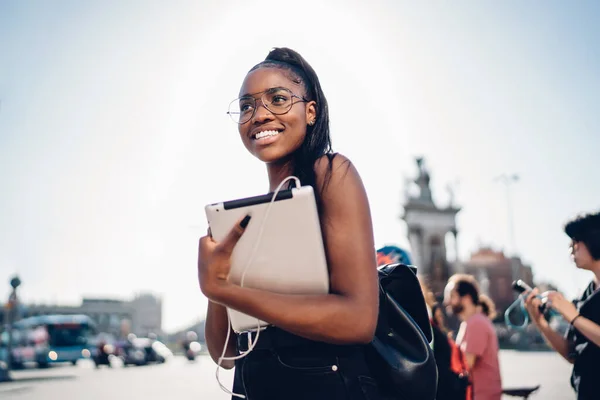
445, 274, 502, 400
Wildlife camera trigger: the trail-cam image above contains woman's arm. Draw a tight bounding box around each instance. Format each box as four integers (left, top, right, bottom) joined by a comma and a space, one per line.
525, 290, 574, 363
548, 290, 600, 349
571, 316, 600, 348
535, 321, 574, 364
204, 301, 237, 369
200, 155, 379, 345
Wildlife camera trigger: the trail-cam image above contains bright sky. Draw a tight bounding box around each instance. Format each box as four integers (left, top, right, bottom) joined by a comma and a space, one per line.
1, 1, 599, 333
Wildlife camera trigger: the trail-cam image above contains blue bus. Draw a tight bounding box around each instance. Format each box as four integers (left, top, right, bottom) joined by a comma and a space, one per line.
4, 314, 97, 368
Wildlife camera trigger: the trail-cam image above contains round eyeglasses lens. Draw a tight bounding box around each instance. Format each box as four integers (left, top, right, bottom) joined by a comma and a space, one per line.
261, 88, 294, 115
228, 96, 255, 124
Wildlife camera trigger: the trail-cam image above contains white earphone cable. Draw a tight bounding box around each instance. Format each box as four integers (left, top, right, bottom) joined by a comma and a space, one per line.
215, 176, 301, 399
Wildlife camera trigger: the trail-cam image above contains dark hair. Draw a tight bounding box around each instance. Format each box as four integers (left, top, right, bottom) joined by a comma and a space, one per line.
449, 274, 480, 305
431, 302, 445, 320
430, 302, 447, 331
249, 47, 335, 204
565, 211, 600, 261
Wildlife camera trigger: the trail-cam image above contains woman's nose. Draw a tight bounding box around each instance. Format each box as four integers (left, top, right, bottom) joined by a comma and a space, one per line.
252, 101, 274, 123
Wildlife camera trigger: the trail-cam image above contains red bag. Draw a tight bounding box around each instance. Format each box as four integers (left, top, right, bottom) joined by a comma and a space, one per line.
448, 335, 472, 400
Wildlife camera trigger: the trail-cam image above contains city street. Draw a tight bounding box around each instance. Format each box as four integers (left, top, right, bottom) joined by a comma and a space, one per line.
0, 351, 574, 400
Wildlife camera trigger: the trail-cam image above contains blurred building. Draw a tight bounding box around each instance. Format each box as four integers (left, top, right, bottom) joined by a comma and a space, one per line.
2, 292, 163, 338
462, 247, 534, 319
129, 293, 163, 337
401, 156, 536, 318
402, 157, 461, 299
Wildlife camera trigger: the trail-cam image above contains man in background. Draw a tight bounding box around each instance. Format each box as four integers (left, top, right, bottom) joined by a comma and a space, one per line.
445, 274, 502, 400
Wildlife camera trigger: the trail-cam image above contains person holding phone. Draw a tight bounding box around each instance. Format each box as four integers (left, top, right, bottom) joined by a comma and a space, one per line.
524, 211, 600, 400
197, 48, 382, 399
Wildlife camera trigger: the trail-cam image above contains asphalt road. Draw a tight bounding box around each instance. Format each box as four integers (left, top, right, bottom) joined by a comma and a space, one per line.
0, 350, 574, 400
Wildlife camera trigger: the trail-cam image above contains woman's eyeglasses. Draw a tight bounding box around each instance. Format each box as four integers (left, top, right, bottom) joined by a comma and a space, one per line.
227, 87, 308, 124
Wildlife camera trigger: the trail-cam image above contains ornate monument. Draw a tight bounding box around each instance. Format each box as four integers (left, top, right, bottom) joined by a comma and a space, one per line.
402, 157, 461, 299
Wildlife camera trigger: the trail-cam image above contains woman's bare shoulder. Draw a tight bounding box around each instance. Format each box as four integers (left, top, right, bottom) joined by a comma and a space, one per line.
314, 153, 355, 186
313, 153, 369, 211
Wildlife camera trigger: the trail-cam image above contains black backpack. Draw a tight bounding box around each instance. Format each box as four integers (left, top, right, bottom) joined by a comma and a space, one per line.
365, 263, 438, 400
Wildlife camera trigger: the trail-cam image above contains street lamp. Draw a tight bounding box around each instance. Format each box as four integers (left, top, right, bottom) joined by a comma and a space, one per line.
3, 275, 22, 378
10, 276, 21, 290
493, 174, 519, 257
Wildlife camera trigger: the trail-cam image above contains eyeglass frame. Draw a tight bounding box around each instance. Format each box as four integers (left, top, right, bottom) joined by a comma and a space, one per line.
226, 87, 310, 124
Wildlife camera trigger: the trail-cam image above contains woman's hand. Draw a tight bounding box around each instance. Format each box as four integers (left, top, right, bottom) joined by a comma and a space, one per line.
524, 288, 547, 328
198, 214, 251, 300
546, 291, 579, 323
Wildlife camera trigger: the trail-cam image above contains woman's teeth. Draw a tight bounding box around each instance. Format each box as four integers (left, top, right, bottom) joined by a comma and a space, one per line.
254, 130, 280, 139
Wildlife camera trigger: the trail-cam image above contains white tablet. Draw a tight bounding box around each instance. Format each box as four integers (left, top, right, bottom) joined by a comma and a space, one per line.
204, 185, 330, 333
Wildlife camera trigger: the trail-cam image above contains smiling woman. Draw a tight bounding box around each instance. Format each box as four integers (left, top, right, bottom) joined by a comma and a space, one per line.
228, 86, 311, 152
198, 47, 383, 400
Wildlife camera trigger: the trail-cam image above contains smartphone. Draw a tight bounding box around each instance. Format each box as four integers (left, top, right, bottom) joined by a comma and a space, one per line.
512, 280, 547, 312
512, 279, 533, 294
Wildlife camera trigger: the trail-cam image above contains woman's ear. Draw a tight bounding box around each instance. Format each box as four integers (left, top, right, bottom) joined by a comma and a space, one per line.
306, 101, 317, 125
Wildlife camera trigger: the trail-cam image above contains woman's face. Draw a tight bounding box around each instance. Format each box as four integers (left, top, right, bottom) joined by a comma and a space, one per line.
571, 240, 594, 270
237, 67, 316, 163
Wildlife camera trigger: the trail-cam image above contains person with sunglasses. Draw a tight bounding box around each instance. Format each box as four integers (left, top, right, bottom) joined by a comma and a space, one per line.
197, 48, 383, 399
524, 211, 600, 400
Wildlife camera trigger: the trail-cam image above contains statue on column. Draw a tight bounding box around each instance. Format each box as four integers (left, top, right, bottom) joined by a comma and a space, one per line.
415, 157, 433, 202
